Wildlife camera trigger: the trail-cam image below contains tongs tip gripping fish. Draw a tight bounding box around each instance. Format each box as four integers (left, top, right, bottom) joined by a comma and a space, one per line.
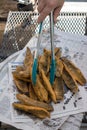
32, 11, 56, 85
32, 22, 43, 85
50, 11, 56, 85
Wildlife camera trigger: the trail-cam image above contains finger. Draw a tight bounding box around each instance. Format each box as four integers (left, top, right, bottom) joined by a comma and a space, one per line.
53, 7, 62, 23
53, 0, 64, 22
37, 0, 46, 13
37, 6, 52, 23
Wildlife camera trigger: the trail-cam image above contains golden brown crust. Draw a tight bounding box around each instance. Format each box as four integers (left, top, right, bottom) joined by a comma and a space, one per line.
33, 75, 49, 102
13, 76, 29, 93
16, 94, 53, 111
13, 103, 50, 119
53, 77, 64, 101
41, 69, 57, 103
62, 67, 78, 93
24, 47, 33, 68
55, 57, 63, 77
38, 50, 51, 75
28, 84, 38, 100
61, 57, 86, 85
16, 66, 24, 72
55, 47, 62, 58
12, 71, 31, 82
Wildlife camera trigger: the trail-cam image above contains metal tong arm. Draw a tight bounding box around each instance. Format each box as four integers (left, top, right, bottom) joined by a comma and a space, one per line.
34, 22, 43, 59
50, 11, 55, 60
32, 22, 43, 85
50, 11, 55, 85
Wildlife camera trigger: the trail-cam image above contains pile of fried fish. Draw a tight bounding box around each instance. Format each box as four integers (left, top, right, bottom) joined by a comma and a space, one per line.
12, 47, 86, 119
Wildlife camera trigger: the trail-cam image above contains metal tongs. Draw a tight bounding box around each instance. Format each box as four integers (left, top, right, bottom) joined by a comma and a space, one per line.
49, 11, 55, 85
32, 11, 55, 85
32, 22, 43, 85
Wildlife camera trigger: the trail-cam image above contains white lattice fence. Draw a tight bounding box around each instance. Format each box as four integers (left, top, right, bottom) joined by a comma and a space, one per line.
0, 11, 87, 62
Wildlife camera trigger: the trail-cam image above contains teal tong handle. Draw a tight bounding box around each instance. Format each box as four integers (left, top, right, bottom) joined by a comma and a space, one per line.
50, 58, 56, 84
50, 11, 56, 85
32, 22, 43, 85
39, 22, 43, 33
32, 58, 38, 85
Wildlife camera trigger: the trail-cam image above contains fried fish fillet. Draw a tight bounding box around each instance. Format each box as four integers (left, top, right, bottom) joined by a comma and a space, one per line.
38, 51, 51, 75
13, 76, 29, 93
28, 84, 38, 100
16, 94, 53, 111
16, 66, 24, 72
12, 66, 32, 83
12, 71, 31, 82
33, 75, 49, 102
55, 57, 63, 77
62, 67, 78, 93
24, 47, 33, 68
55, 47, 62, 58
44, 48, 51, 57
41, 69, 57, 103
38, 48, 62, 76
44, 47, 61, 58
38, 55, 48, 73
13, 103, 50, 119
61, 57, 86, 85
53, 77, 64, 101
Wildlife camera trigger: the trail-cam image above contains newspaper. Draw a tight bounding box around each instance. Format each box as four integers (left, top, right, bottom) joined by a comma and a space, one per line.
0, 52, 68, 130
9, 62, 86, 122
0, 28, 87, 129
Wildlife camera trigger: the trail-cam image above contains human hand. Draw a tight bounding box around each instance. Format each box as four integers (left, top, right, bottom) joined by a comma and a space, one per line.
37, 0, 64, 23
